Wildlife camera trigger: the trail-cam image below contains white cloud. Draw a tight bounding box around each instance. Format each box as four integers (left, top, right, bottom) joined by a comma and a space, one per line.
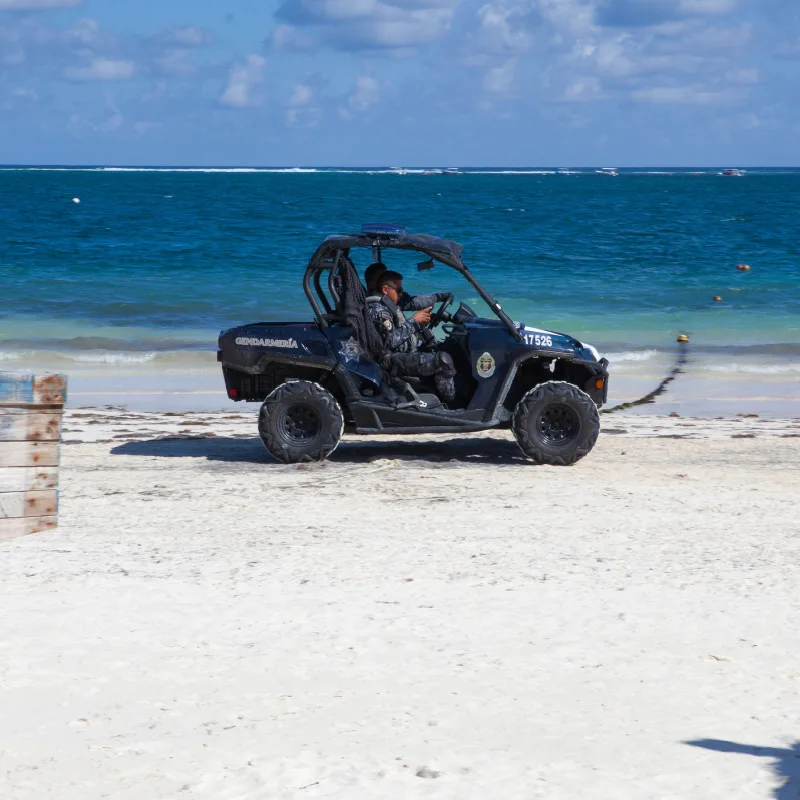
275, 0, 458, 52
0, 0, 82, 8
270, 23, 316, 50
339, 74, 380, 117
285, 107, 322, 127
348, 74, 379, 110
11, 86, 37, 99
476, 3, 534, 53
67, 18, 100, 45
630, 85, 737, 104
538, 0, 598, 37
219, 54, 266, 108
167, 27, 211, 47
64, 58, 134, 81
563, 76, 603, 101
288, 82, 314, 107
678, 0, 737, 14
483, 58, 516, 93
154, 49, 198, 77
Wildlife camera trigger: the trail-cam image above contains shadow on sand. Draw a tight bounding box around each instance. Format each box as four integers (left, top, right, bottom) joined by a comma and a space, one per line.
686, 739, 800, 798
110, 435, 528, 466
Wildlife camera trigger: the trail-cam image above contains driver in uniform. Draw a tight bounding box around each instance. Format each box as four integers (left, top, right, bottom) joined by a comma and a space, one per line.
367, 270, 457, 403
364, 262, 446, 313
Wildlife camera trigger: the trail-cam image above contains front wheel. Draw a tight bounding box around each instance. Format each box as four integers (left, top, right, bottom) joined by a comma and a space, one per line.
512, 381, 600, 466
258, 381, 344, 464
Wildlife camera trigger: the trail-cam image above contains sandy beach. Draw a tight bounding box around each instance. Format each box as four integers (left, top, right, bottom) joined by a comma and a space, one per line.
2, 409, 799, 798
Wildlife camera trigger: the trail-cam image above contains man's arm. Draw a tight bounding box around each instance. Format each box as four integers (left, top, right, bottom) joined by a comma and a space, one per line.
369, 304, 423, 352
398, 291, 450, 311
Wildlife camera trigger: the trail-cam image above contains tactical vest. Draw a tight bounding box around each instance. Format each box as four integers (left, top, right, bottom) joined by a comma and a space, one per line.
366, 295, 418, 352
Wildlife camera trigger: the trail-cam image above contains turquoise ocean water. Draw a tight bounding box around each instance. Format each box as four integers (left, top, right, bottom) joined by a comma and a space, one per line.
1, 166, 798, 411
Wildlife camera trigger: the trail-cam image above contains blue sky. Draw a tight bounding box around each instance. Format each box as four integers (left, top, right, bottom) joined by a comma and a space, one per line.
0, 0, 797, 166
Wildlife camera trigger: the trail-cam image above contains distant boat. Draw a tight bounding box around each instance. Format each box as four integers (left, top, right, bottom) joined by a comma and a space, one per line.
720, 168, 744, 177
443, 167, 460, 175
390, 167, 408, 175
596, 167, 620, 177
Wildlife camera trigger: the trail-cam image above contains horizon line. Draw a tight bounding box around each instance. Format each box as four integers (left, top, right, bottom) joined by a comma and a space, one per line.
2, 163, 799, 170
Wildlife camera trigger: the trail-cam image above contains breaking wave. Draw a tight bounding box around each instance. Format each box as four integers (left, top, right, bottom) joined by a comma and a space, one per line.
704, 362, 800, 375
604, 350, 660, 362
62, 351, 158, 364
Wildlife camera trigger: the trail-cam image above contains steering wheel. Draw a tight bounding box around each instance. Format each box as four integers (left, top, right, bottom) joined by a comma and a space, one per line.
426, 293, 454, 329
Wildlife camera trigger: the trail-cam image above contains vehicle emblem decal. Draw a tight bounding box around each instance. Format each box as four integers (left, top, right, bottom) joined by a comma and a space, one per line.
337, 336, 362, 364
476, 352, 495, 378
235, 336, 298, 349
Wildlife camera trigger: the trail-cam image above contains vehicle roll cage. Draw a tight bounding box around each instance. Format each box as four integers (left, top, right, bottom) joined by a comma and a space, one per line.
303, 234, 523, 342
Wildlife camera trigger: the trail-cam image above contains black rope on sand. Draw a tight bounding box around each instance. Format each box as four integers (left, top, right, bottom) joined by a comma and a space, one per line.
601, 341, 691, 415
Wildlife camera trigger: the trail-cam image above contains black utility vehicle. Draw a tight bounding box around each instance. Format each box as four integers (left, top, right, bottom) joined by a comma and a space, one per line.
218, 225, 609, 465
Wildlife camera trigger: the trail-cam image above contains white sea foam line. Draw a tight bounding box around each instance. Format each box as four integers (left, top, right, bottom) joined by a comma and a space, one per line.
8, 167, 568, 175
59, 351, 158, 364
12, 167, 319, 173
704, 363, 800, 375
604, 350, 659, 362
69, 390, 223, 395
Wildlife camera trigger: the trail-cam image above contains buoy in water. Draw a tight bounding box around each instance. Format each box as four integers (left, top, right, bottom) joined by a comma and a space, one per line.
677, 334, 689, 343
72, 197, 80, 204
736, 264, 750, 271
713, 295, 722, 302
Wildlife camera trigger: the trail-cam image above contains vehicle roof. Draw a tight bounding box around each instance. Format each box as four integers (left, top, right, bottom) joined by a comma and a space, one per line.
309, 232, 465, 271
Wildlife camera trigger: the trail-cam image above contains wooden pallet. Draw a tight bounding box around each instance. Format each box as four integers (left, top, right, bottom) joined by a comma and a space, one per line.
0, 373, 65, 543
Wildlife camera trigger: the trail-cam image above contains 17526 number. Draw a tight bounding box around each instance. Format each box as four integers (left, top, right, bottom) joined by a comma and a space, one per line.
523, 333, 553, 347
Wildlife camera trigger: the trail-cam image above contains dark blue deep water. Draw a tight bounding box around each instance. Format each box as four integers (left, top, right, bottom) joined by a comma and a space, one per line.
1, 167, 799, 363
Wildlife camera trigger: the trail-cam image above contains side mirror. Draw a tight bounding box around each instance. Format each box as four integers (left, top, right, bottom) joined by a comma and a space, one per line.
417, 258, 434, 271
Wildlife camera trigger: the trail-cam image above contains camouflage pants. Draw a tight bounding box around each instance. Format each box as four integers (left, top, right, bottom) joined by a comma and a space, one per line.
389, 351, 456, 402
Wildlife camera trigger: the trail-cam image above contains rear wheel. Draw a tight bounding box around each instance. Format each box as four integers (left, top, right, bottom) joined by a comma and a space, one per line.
258, 381, 344, 464
512, 380, 600, 466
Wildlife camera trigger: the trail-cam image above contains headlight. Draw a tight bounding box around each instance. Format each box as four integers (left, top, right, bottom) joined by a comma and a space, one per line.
582, 343, 600, 361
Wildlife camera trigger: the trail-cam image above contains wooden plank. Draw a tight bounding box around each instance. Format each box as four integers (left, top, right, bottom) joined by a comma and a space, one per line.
0, 467, 58, 493
0, 373, 66, 407
0, 490, 58, 518
0, 515, 57, 542
0, 441, 59, 468
0, 412, 62, 442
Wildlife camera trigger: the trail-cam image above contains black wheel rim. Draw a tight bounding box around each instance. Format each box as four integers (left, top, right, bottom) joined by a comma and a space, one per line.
536, 403, 580, 446
278, 403, 321, 445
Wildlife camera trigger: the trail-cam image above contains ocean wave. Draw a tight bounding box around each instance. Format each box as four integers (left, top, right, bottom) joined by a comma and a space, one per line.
7, 166, 321, 174
98, 167, 320, 174
1, 349, 157, 364
704, 363, 800, 375
0, 349, 218, 370
0, 336, 212, 352
61, 351, 158, 364
604, 350, 659, 362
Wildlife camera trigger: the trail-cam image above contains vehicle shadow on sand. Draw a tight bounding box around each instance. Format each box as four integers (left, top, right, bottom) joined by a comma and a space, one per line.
110, 435, 529, 466
685, 739, 800, 798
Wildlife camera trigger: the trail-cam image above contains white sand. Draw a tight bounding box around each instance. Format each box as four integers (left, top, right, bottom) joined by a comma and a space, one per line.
2, 410, 799, 799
